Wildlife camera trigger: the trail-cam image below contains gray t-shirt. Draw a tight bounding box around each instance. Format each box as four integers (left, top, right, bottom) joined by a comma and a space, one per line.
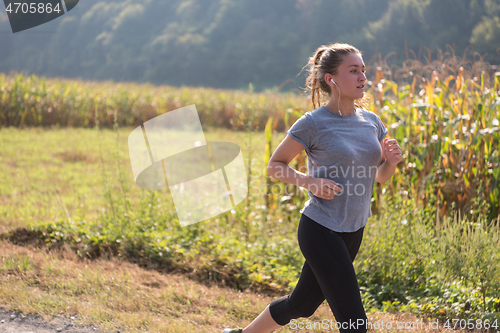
287, 105, 388, 232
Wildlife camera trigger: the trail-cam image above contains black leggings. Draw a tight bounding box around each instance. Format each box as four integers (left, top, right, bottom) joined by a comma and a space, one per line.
269, 214, 367, 333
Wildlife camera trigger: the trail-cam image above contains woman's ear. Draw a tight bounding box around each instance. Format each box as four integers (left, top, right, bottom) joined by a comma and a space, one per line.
324, 73, 334, 86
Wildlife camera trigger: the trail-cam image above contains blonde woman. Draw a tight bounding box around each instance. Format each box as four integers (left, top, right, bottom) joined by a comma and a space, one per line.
224, 43, 402, 333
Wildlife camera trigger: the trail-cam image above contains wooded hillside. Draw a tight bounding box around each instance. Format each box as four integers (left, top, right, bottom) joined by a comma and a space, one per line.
1, 0, 499, 90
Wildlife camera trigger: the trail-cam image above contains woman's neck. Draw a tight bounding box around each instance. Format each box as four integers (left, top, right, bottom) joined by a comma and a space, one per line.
325, 99, 356, 116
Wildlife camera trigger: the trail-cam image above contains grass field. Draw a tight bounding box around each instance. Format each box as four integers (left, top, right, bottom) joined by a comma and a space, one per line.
1, 125, 499, 332
1, 62, 500, 332
0, 125, 275, 233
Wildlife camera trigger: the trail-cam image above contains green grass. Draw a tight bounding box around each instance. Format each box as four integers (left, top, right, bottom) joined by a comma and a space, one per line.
0, 125, 281, 230
1, 254, 33, 272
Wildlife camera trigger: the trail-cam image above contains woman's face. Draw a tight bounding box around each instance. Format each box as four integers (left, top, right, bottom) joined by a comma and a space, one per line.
331, 52, 367, 101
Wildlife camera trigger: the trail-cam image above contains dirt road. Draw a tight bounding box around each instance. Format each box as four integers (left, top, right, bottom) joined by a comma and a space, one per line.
0, 310, 100, 333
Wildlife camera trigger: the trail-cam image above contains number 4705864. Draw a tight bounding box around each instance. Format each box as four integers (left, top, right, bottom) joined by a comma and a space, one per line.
444, 319, 498, 330
5, 2, 62, 14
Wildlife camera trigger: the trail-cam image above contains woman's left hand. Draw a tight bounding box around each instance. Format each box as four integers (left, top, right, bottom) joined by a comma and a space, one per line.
383, 138, 403, 166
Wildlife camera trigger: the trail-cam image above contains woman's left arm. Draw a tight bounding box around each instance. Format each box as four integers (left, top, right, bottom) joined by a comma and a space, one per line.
375, 138, 403, 184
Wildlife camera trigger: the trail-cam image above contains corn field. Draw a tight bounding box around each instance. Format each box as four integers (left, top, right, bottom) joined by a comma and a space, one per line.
0, 72, 303, 131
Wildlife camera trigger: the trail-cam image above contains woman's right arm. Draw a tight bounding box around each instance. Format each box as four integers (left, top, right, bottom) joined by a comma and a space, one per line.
266, 135, 341, 200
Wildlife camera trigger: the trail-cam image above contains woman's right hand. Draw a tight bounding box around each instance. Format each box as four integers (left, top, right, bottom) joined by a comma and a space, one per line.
306, 177, 342, 200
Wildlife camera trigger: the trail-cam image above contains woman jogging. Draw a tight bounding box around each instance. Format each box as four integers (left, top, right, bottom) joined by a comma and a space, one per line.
223, 43, 402, 333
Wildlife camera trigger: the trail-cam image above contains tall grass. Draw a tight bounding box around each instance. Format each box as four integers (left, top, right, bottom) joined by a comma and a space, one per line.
356, 180, 500, 321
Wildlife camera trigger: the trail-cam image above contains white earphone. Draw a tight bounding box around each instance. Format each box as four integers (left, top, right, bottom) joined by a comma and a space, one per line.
330, 79, 342, 116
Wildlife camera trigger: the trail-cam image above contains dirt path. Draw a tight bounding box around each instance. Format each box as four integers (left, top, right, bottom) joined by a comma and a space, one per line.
0, 309, 99, 333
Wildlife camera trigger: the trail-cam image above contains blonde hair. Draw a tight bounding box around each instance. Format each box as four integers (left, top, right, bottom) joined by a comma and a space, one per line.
305, 43, 370, 109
